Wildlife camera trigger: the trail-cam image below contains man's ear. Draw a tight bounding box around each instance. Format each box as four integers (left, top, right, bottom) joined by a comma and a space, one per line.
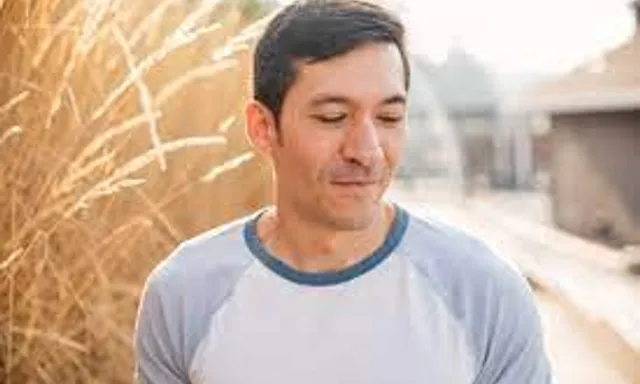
245, 100, 279, 156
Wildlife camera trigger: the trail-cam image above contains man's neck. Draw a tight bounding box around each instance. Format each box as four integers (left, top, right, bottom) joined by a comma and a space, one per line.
257, 202, 395, 273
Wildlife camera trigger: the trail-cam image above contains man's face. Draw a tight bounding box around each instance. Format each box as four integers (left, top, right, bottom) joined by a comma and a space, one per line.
269, 43, 407, 230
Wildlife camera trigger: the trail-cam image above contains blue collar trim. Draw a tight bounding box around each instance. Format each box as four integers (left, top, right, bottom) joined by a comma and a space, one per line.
243, 204, 409, 286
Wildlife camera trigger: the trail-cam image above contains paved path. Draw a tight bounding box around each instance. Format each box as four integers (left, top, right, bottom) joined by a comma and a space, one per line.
536, 288, 635, 384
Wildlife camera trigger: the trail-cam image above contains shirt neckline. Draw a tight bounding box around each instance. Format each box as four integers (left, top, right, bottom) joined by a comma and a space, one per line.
243, 203, 409, 286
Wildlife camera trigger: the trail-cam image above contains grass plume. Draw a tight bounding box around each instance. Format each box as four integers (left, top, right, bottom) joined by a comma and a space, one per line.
0, 0, 273, 381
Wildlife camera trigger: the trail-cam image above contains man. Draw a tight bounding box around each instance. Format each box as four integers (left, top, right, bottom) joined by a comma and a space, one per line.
134, 1, 554, 383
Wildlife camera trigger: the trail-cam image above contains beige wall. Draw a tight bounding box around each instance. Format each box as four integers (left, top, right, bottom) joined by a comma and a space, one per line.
551, 111, 640, 245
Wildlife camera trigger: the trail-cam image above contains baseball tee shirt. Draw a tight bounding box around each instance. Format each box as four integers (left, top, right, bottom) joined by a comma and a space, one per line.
134, 204, 553, 383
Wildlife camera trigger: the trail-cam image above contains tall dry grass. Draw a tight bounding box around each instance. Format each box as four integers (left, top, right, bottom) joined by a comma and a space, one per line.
0, 0, 273, 382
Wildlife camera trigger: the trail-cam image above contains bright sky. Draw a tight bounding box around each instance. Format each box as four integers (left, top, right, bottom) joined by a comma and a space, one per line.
392, 0, 637, 73
275, 0, 637, 74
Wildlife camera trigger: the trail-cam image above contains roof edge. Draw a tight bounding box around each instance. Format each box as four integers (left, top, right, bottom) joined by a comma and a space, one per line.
506, 90, 640, 114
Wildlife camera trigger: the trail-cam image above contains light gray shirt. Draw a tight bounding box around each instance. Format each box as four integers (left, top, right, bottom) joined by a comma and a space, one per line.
134, 204, 553, 383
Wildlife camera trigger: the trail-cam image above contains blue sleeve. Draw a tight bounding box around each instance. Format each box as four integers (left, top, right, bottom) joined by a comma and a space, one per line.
134, 269, 189, 384
133, 226, 254, 384
400, 213, 555, 384
472, 276, 554, 384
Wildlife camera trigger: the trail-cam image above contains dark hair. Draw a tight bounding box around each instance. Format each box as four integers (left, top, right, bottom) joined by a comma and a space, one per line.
253, 0, 410, 124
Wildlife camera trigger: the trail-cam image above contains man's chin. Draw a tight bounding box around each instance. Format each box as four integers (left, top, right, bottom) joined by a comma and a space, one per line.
324, 202, 385, 231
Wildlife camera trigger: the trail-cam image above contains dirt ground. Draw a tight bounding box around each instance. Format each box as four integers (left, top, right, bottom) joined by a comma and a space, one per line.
535, 286, 639, 383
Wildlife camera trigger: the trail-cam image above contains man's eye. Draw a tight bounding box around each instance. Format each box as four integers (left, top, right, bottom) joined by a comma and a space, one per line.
378, 115, 403, 123
313, 114, 347, 123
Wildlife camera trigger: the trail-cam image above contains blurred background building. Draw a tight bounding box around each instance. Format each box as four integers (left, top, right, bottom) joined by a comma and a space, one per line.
400, 0, 640, 248
516, 0, 640, 246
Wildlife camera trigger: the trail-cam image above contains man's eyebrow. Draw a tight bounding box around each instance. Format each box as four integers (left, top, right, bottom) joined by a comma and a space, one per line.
381, 94, 406, 106
309, 95, 350, 107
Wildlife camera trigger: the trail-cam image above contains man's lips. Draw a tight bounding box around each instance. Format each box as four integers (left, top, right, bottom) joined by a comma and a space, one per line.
330, 180, 378, 186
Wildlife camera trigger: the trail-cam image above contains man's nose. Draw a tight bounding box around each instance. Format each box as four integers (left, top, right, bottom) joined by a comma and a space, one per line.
340, 116, 383, 167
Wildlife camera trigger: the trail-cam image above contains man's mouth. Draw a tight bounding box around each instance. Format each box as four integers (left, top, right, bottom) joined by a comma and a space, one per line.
330, 180, 378, 186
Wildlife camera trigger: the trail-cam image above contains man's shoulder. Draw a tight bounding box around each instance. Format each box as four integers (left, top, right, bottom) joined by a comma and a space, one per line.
145, 211, 257, 293
401, 205, 524, 285
135, 212, 261, 379
399, 204, 541, 362
399, 204, 536, 319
